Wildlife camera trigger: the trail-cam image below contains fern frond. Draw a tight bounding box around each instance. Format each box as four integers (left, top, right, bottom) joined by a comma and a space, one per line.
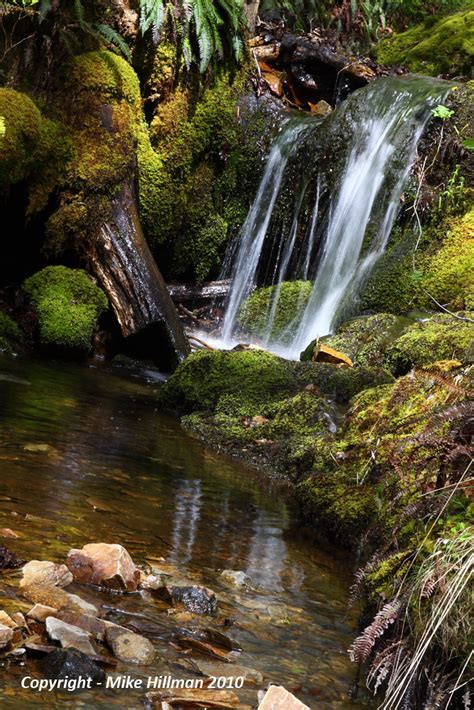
96, 23, 131, 60
349, 599, 404, 664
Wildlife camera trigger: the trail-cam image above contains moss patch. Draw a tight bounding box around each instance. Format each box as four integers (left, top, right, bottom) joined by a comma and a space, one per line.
0, 311, 22, 353
238, 281, 312, 341
23, 266, 108, 350
386, 313, 474, 374
375, 6, 474, 76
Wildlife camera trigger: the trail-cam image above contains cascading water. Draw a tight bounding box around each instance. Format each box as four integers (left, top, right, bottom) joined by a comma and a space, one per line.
217, 75, 448, 359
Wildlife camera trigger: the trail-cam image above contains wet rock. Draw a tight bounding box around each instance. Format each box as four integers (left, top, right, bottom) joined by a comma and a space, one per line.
20, 560, 73, 589
309, 99, 332, 116
219, 570, 251, 589
304, 342, 353, 367
10, 612, 26, 628
139, 573, 163, 590
155, 585, 217, 615
146, 687, 248, 708
57, 611, 108, 641
25, 640, 57, 656
42, 648, 105, 687
22, 584, 98, 615
0, 545, 24, 569
195, 660, 263, 685
174, 627, 241, 661
67, 543, 140, 592
0, 611, 17, 628
0, 624, 14, 649
27, 604, 59, 622
105, 625, 155, 665
45, 617, 97, 657
258, 685, 310, 709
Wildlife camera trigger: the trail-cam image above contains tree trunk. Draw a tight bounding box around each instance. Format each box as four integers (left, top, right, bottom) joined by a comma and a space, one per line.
90, 180, 190, 368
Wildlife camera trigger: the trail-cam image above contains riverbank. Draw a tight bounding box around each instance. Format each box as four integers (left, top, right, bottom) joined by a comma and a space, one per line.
159, 307, 473, 706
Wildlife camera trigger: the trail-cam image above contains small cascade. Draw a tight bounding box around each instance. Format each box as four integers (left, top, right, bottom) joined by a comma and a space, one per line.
217, 76, 448, 359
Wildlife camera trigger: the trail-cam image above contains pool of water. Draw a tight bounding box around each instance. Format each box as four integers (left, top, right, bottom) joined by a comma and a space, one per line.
0, 354, 373, 709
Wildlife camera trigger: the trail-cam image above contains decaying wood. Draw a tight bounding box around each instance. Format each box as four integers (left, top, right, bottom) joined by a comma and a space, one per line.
167, 280, 231, 303
89, 180, 190, 364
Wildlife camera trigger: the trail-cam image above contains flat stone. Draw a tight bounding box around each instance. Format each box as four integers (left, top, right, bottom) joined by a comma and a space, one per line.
196, 660, 263, 685
67, 543, 140, 592
22, 584, 98, 615
20, 560, 73, 589
0, 611, 16, 628
0, 623, 14, 649
258, 685, 310, 709
27, 604, 59, 622
105, 626, 155, 665
10, 612, 26, 628
45, 617, 97, 657
56, 611, 109, 641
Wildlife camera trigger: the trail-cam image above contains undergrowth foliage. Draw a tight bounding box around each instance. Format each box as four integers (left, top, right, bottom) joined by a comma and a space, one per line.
139, 0, 246, 73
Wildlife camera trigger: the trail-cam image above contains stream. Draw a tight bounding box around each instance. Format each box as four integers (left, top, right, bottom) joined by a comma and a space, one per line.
0, 354, 373, 709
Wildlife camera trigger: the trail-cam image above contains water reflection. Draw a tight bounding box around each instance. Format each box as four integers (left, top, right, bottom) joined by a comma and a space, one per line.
0, 354, 373, 709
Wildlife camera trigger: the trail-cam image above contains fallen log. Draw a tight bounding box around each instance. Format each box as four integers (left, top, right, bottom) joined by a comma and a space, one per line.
90, 181, 190, 368
167, 280, 231, 303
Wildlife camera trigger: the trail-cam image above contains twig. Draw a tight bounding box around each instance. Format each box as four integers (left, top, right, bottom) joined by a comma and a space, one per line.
421, 289, 474, 322
187, 335, 216, 351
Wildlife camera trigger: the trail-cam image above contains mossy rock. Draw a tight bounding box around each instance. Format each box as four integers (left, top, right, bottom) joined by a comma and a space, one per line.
161, 347, 393, 415
68, 51, 141, 105
386, 313, 474, 374
23, 266, 108, 350
375, 6, 474, 76
160, 349, 298, 413
0, 311, 23, 354
301, 313, 413, 368
238, 281, 312, 340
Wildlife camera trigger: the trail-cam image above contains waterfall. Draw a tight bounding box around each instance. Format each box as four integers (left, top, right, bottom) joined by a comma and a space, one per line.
217, 76, 448, 359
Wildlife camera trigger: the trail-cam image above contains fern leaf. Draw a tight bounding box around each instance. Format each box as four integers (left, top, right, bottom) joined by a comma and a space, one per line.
349, 599, 403, 664
96, 24, 132, 61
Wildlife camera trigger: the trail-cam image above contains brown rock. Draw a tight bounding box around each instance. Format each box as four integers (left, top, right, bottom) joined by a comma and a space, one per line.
22, 584, 98, 615
45, 617, 97, 657
146, 688, 249, 708
20, 560, 73, 590
67, 543, 140, 592
56, 611, 109, 641
258, 685, 310, 709
105, 626, 155, 665
27, 604, 59, 622
0, 611, 16, 628
313, 343, 353, 367
0, 624, 14, 650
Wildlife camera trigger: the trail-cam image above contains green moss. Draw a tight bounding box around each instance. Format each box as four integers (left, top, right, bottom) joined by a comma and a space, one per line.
375, 6, 474, 76
68, 50, 141, 105
311, 313, 413, 368
296, 365, 472, 543
141, 70, 270, 281
386, 313, 474, 374
0, 88, 42, 186
422, 208, 474, 309
160, 349, 297, 412
238, 281, 313, 340
0, 89, 71, 210
0, 311, 22, 353
23, 266, 108, 350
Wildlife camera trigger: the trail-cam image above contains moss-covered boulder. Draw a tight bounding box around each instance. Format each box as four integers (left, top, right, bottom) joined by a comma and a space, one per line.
301, 313, 412, 368
160, 349, 297, 412
386, 313, 474, 374
238, 281, 312, 340
0, 311, 23, 354
23, 266, 108, 350
375, 6, 474, 76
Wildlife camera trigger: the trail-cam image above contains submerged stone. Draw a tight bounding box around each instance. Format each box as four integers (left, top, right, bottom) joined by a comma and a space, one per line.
42, 648, 105, 687
105, 626, 155, 665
